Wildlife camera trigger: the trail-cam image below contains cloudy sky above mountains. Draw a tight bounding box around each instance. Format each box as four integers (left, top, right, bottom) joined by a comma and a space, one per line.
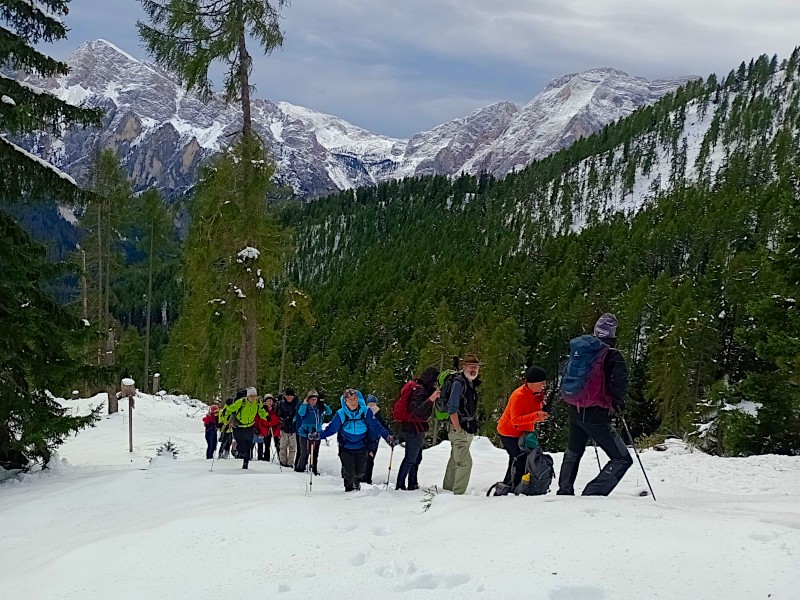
52, 0, 800, 137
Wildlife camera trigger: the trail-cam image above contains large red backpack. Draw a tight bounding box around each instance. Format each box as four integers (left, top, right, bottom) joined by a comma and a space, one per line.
392, 380, 421, 423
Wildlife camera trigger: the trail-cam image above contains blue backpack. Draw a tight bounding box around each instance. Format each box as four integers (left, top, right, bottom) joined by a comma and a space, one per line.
559, 335, 609, 408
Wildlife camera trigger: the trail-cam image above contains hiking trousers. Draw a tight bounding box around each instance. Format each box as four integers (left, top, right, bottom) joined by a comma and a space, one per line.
233, 426, 254, 467
443, 430, 474, 495
294, 437, 320, 474
396, 431, 424, 489
558, 405, 633, 496
361, 446, 378, 484
205, 429, 218, 459
500, 434, 525, 487
279, 431, 297, 466
258, 435, 280, 461
219, 430, 233, 458
340, 447, 368, 491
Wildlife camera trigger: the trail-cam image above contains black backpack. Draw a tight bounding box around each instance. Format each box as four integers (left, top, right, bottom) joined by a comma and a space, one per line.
487, 448, 554, 497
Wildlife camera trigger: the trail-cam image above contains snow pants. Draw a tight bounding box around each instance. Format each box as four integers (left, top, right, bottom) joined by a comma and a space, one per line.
361, 445, 378, 484
443, 430, 474, 495
205, 429, 218, 459
219, 430, 233, 458
279, 431, 297, 467
294, 437, 320, 474
396, 431, 424, 489
557, 405, 633, 496
340, 447, 368, 491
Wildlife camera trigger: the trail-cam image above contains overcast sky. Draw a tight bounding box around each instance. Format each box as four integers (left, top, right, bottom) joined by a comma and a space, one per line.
50, 0, 800, 138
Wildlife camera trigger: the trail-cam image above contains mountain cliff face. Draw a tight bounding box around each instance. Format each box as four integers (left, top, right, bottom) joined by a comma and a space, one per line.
18, 39, 692, 198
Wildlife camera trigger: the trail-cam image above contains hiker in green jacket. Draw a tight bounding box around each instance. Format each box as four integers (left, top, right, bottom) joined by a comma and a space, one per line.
223, 387, 268, 470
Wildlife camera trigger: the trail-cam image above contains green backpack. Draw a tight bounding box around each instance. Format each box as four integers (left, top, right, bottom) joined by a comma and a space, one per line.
434, 368, 460, 421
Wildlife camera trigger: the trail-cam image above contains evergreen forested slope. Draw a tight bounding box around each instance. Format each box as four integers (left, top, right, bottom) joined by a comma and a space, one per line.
275, 52, 800, 455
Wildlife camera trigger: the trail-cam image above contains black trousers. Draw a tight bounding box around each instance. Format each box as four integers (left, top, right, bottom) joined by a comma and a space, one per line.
361, 445, 378, 484
258, 435, 280, 461
558, 406, 633, 496
233, 426, 254, 465
500, 434, 525, 487
340, 447, 368, 491
295, 437, 320, 474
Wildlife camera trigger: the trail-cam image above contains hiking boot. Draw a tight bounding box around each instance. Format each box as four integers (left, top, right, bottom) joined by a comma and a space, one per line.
556, 489, 573, 496
242, 462, 249, 470
395, 484, 406, 491
408, 483, 420, 491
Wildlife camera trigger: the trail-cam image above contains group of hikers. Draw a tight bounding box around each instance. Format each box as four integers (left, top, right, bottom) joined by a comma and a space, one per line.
202, 313, 635, 496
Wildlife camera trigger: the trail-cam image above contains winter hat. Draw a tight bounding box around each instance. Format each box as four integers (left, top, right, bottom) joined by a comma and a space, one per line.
305, 389, 319, 400
209, 405, 220, 413
246, 386, 257, 397
594, 313, 619, 339
284, 387, 296, 397
264, 393, 274, 401
525, 366, 547, 384
461, 353, 482, 366
419, 367, 440, 391
366, 394, 378, 405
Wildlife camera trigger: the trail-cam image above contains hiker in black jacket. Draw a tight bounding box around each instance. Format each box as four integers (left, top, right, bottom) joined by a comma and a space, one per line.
276, 388, 299, 467
557, 313, 633, 496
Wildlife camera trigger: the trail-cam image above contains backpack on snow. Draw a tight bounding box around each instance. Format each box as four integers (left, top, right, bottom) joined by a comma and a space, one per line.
559, 335, 610, 408
392, 380, 421, 423
513, 448, 554, 496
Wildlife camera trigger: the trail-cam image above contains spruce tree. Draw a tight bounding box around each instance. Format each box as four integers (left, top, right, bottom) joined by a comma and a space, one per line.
0, 0, 103, 469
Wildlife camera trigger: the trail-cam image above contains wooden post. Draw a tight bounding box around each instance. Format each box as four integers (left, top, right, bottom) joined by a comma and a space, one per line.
121, 378, 136, 453
153, 373, 161, 394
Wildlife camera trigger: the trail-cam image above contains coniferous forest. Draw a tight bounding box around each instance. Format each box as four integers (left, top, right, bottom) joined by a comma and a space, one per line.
3, 4, 799, 464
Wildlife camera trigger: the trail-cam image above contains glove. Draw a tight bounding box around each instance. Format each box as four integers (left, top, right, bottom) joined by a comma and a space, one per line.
387, 435, 400, 447
308, 431, 320, 441
534, 410, 549, 422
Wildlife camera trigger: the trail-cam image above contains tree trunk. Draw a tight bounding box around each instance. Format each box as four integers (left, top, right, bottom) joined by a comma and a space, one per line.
96, 204, 103, 366
237, 3, 252, 141
278, 322, 288, 392
143, 223, 154, 394
240, 304, 258, 387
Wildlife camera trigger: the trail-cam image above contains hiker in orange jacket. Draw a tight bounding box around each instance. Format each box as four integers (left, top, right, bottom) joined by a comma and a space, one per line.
497, 366, 549, 486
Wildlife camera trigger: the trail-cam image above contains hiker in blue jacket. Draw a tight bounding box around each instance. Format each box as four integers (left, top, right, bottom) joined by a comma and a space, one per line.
294, 389, 332, 475
314, 388, 397, 492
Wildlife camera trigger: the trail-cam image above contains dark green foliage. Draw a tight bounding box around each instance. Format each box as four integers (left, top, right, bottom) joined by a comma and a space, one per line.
0, 213, 100, 468
275, 53, 800, 456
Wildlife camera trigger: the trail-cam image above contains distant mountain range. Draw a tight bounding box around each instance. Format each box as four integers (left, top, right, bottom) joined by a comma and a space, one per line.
17, 39, 694, 198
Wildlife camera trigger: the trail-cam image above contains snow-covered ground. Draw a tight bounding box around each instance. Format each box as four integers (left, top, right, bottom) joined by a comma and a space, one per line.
1, 392, 799, 599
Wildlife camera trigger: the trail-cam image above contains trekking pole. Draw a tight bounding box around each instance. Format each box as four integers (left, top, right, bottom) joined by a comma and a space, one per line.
385, 444, 395, 490
210, 445, 217, 472
308, 438, 315, 494
620, 415, 656, 501
592, 439, 602, 472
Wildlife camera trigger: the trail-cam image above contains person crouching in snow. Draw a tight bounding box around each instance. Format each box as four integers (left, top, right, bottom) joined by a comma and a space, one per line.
203, 404, 220, 459
295, 389, 331, 474
313, 388, 397, 492
361, 394, 389, 485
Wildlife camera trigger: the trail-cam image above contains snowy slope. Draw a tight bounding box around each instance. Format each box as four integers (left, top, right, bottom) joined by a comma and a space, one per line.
1, 391, 798, 599
15, 39, 690, 198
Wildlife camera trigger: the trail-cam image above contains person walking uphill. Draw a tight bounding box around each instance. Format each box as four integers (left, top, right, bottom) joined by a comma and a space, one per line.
222, 387, 268, 470
557, 313, 633, 496
294, 390, 331, 474
277, 388, 299, 467
202, 404, 220, 459
361, 395, 390, 485
255, 394, 281, 461
497, 366, 549, 487
443, 354, 481, 495
394, 367, 440, 490
315, 388, 396, 492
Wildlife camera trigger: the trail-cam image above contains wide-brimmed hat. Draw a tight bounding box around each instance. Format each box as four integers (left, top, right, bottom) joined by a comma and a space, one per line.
461, 353, 482, 366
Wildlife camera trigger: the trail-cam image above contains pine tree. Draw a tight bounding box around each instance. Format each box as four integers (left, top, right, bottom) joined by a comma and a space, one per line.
0, 0, 103, 469
138, 0, 288, 385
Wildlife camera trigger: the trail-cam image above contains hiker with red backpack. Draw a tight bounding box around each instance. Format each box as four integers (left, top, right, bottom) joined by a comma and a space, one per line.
557, 313, 633, 496
393, 367, 440, 490
496, 366, 549, 487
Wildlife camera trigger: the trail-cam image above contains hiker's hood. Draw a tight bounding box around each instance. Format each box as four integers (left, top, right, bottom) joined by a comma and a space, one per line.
339, 390, 366, 415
